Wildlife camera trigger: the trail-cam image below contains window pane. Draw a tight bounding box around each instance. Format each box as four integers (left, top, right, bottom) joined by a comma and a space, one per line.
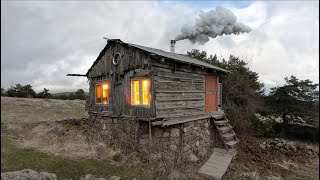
134, 93, 140, 104
142, 80, 148, 92
134, 81, 139, 93
96, 85, 101, 103
143, 92, 149, 105
102, 83, 109, 104
133, 81, 140, 105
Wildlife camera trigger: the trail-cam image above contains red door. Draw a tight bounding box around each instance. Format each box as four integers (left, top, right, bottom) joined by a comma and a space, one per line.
205, 74, 218, 112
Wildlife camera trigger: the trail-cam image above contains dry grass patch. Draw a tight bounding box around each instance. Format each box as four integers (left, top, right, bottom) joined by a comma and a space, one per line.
19, 121, 120, 159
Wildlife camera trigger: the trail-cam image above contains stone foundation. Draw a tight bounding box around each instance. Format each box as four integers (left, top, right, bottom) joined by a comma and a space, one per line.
89, 115, 217, 162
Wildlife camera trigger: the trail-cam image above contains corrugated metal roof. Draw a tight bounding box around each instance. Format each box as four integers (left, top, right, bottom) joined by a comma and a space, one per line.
127, 42, 229, 73
86, 39, 229, 76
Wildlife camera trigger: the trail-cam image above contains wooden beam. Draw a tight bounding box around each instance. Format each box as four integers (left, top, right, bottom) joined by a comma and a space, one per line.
66, 74, 87, 77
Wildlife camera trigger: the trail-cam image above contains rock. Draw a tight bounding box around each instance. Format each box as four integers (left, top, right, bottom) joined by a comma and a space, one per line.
132, 178, 137, 180
170, 128, 180, 137
1, 169, 40, 180
39, 172, 57, 180
163, 132, 170, 138
110, 176, 121, 180
84, 174, 97, 180
183, 144, 191, 152
183, 127, 188, 133
196, 141, 200, 147
259, 144, 267, 150
113, 119, 118, 123
240, 171, 259, 180
205, 130, 210, 135
229, 163, 236, 171
189, 154, 198, 162
276, 143, 283, 148
265, 175, 282, 180
205, 122, 209, 128
140, 139, 148, 145
169, 144, 177, 151
266, 144, 271, 149
97, 178, 107, 180
287, 142, 297, 152
153, 128, 163, 137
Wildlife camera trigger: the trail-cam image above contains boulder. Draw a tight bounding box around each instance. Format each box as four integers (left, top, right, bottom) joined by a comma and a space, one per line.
1, 169, 40, 180
265, 175, 282, 180
110, 176, 121, 180
240, 171, 259, 180
84, 174, 97, 180
39, 172, 57, 180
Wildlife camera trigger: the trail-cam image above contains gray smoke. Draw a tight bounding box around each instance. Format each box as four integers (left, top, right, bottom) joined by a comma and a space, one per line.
175, 6, 252, 44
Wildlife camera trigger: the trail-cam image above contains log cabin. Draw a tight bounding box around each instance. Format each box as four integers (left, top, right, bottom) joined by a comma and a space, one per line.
79, 39, 238, 170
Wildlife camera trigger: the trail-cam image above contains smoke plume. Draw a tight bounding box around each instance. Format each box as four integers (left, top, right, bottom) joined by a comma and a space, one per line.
175, 6, 252, 44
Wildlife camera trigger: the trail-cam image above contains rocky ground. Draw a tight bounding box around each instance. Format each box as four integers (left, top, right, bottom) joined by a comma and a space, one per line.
1, 169, 131, 180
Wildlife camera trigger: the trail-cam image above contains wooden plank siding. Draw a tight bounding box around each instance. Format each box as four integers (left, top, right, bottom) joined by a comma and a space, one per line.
87, 41, 155, 118
151, 65, 207, 119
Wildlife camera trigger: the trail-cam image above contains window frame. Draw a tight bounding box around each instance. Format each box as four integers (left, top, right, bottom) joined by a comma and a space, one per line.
95, 81, 110, 105
130, 78, 151, 107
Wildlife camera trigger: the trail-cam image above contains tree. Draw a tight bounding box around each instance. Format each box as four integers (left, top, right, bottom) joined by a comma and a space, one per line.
37, 88, 52, 98
75, 89, 85, 100
6, 84, 36, 98
1, 87, 6, 96
266, 76, 319, 135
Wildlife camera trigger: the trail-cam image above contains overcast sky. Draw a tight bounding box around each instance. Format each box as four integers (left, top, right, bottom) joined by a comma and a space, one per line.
1, 1, 319, 93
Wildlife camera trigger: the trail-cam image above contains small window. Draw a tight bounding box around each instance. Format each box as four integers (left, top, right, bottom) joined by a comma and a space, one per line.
131, 79, 151, 106
96, 82, 110, 104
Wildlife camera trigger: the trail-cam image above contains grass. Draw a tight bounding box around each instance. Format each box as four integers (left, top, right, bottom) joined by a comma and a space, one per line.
1, 97, 156, 179
1, 125, 155, 180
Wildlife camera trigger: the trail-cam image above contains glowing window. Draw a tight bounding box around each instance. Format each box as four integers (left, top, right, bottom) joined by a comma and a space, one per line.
131, 79, 150, 106
96, 82, 110, 104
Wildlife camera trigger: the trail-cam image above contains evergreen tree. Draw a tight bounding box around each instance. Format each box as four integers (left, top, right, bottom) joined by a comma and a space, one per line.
266, 76, 319, 135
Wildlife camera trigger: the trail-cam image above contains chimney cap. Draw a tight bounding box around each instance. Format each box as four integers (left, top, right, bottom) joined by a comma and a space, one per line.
171, 40, 176, 43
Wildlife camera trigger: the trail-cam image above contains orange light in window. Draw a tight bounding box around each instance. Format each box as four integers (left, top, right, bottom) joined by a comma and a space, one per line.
142, 80, 149, 105
102, 83, 109, 104
103, 84, 109, 90
133, 81, 140, 105
96, 85, 101, 103
131, 79, 150, 106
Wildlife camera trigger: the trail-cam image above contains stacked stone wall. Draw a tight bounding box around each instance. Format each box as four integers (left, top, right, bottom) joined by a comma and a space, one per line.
89, 115, 216, 161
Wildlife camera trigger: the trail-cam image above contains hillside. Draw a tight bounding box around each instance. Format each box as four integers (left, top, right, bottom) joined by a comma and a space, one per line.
51, 92, 89, 97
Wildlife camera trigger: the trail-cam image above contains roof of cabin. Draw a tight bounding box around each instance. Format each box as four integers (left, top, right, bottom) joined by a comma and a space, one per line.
86, 39, 229, 76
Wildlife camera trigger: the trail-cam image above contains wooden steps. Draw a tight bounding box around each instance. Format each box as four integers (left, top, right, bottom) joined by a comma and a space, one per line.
198, 148, 237, 180
221, 132, 236, 140
211, 114, 239, 151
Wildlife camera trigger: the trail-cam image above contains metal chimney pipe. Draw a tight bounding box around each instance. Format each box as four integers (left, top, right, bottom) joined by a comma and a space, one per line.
170, 40, 176, 53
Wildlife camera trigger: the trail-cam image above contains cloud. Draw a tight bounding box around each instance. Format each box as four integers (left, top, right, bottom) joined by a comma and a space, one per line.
1, 1, 319, 94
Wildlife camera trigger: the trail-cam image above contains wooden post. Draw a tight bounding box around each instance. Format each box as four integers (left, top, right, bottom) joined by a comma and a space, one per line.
134, 120, 140, 151
179, 123, 184, 163
148, 119, 152, 155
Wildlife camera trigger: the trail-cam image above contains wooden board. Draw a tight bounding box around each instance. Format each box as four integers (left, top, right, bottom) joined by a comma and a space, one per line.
198, 148, 237, 180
